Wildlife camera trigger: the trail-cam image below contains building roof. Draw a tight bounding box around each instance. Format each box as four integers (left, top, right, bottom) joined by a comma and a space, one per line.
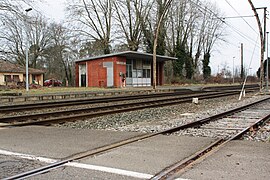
0, 60, 45, 74
75, 51, 177, 63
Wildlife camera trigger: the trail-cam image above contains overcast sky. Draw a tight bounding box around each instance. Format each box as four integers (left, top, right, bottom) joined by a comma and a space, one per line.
207, 0, 270, 76
35, 0, 269, 75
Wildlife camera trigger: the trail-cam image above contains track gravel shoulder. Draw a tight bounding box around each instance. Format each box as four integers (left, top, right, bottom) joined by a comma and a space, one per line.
59, 94, 270, 142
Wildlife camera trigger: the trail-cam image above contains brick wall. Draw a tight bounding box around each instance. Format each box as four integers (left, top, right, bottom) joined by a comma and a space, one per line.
114, 56, 126, 87
158, 62, 165, 85
75, 62, 80, 87
82, 56, 126, 88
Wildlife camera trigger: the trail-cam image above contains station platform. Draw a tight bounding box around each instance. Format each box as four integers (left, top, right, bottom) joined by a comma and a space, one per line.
0, 126, 269, 179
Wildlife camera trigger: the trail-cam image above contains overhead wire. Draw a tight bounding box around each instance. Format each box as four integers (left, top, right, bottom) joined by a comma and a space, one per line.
222, 15, 254, 19
189, 0, 261, 57
212, 32, 260, 58
225, 22, 261, 48
222, 1, 267, 56
191, 0, 259, 43
223, 0, 259, 35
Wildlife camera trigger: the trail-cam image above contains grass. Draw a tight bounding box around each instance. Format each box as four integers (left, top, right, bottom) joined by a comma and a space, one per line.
0, 86, 155, 95
0, 87, 112, 95
0, 82, 257, 96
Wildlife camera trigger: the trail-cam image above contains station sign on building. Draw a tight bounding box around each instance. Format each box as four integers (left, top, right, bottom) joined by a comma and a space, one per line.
75, 51, 176, 88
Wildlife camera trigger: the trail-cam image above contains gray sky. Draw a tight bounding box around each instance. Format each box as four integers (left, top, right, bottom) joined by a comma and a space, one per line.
37, 0, 269, 75
207, 0, 270, 76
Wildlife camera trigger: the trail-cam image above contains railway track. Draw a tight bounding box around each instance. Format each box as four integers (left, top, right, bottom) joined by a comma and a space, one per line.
0, 84, 259, 113
202, 84, 259, 91
150, 97, 270, 179
0, 90, 249, 127
3, 96, 269, 180
0, 90, 196, 113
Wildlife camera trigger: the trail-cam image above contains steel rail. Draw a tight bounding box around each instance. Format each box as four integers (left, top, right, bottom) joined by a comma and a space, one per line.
0, 91, 239, 126
3, 96, 269, 180
0, 84, 259, 113
202, 84, 259, 91
162, 96, 270, 134
150, 98, 270, 180
151, 114, 270, 180
0, 90, 196, 113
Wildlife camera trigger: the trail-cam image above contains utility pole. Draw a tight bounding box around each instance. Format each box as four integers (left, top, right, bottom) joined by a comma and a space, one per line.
247, 0, 265, 92
152, 0, 173, 89
263, 8, 268, 92
25, 8, 32, 92
240, 43, 244, 79
263, 8, 267, 52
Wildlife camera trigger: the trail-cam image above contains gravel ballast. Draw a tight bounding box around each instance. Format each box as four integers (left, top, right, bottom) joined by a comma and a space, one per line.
0, 155, 45, 179
59, 93, 270, 142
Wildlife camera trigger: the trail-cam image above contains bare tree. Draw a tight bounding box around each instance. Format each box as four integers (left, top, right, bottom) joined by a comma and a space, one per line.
163, 0, 225, 81
166, 0, 199, 79
0, 0, 41, 21
0, 1, 79, 86
0, 0, 18, 13
202, 3, 225, 80
113, 0, 153, 51
0, 13, 25, 63
43, 23, 78, 85
138, 0, 166, 54
79, 40, 108, 57
66, 0, 113, 55
192, 7, 207, 78
0, 0, 33, 13
0, 13, 51, 68
27, 15, 51, 68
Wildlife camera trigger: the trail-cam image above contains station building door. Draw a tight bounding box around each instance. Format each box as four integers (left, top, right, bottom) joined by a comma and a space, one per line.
79, 64, 87, 87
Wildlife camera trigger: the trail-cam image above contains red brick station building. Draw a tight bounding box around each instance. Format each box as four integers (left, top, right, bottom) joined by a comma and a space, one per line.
75, 51, 176, 88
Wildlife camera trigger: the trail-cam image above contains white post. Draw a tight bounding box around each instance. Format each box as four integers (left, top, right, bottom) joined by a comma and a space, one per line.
26, 38, 29, 92
267, 32, 269, 93
25, 8, 32, 92
233, 56, 235, 84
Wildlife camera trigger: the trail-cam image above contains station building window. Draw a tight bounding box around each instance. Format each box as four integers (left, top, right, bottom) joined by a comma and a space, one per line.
13, 75, 20, 82
143, 61, 151, 78
126, 59, 152, 84
143, 69, 151, 78
130, 59, 151, 78
4, 75, 12, 82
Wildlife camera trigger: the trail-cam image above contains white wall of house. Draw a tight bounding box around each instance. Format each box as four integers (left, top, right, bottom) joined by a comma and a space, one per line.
0, 73, 23, 85
30, 74, 44, 86
0, 73, 4, 85
0, 73, 44, 86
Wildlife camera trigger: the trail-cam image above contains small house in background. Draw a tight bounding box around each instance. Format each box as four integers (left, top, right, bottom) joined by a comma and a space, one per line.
75, 51, 176, 88
0, 60, 44, 86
